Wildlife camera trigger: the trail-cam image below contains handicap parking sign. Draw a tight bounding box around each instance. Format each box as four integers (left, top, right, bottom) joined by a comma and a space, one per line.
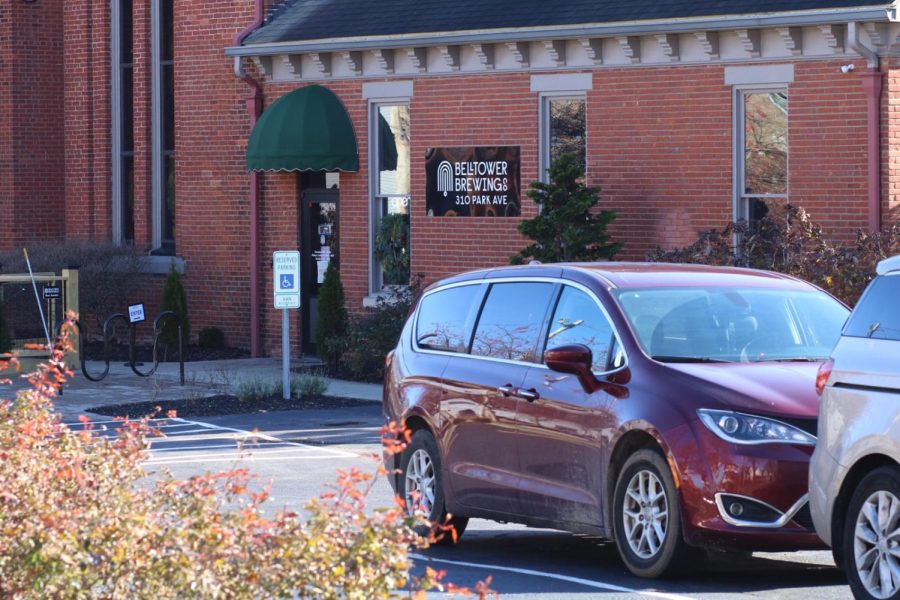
273, 250, 301, 309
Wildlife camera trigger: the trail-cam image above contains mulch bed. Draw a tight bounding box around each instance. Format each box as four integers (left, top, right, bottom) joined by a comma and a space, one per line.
88, 393, 377, 419
82, 341, 250, 363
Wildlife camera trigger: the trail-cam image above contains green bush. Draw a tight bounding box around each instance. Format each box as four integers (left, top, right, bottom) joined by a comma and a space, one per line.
198, 326, 226, 349
236, 377, 278, 402
0, 301, 10, 354
159, 263, 190, 349
314, 261, 348, 365
329, 282, 418, 382
511, 153, 622, 264
292, 371, 330, 398
647, 203, 900, 306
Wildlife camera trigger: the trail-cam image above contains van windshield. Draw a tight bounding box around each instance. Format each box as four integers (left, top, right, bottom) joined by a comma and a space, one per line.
614, 287, 848, 363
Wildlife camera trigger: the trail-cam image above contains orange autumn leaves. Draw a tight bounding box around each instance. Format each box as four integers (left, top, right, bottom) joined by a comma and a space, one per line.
0, 314, 494, 599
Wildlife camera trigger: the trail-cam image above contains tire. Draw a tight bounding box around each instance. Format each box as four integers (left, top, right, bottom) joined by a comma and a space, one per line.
399, 430, 468, 546
613, 449, 688, 578
842, 466, 900, 600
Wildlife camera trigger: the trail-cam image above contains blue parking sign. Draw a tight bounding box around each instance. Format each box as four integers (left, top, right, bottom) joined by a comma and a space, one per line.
280, 274, 295, 290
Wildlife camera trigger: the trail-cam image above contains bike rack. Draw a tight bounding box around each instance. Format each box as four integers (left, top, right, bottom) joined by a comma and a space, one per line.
61, 311, 185, 386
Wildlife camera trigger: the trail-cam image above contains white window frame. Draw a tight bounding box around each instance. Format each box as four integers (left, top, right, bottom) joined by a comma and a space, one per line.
366, 98, 411, 297
539, 92, 587, 183
732, 85, 789, 223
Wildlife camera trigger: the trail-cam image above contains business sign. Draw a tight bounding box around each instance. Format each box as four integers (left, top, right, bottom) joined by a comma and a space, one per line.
273, 250, 301, 309
425, 146, 520, 217
42, 285, 61, 300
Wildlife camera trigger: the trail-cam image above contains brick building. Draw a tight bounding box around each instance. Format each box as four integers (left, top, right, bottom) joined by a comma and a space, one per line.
1, 1, 899, 356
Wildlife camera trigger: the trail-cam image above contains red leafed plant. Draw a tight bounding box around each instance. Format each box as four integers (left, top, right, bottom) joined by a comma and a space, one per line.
0, 313, 495, 599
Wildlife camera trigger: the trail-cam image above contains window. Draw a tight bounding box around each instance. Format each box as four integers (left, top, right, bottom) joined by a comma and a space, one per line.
111, 0, 134, 244
415, 285, 483, 353
615, 287, 847, 363
471, 282, 556, 362
151, 0, 175, 255
541, 96, 586, 181
544, 287, 614, 371
844, 274, 900, 341
370, 103, 410, 290
737, 90, 788, 225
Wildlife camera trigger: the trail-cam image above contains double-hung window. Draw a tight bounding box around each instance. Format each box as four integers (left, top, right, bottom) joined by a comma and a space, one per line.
540, 95, 586, 182
111, 0, 134, 245
736, 89, 788, 224
152, 0, 175, 255
370, 102, 410, 290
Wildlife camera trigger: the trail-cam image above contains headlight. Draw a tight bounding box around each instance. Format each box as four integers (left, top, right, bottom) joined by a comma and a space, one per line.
697, 409, 816, 446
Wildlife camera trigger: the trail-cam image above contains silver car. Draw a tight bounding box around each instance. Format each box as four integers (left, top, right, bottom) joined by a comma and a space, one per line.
810, 254, 900, 600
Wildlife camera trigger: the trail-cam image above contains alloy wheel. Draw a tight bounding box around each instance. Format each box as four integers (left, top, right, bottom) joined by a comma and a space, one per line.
853, 490, 900, 599
404, 448, 436, 516
622, 469, 669, 559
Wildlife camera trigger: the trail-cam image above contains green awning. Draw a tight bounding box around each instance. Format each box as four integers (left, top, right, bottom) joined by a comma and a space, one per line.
246, 85, 359, 172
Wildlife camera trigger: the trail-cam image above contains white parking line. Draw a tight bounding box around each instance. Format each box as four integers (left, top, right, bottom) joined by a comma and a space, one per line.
145, 454, 352, 466
409, 554, 699, 600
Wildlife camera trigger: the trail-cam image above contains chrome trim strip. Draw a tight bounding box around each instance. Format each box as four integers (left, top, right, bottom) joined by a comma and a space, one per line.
714, 492, 810, 528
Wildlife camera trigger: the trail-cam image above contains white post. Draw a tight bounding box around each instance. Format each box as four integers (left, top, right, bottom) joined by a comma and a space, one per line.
282, 309, 290, 400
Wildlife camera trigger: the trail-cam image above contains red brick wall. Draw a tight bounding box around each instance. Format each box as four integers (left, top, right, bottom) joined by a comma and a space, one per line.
0, 0, 66, 250
64, 0, 111, 241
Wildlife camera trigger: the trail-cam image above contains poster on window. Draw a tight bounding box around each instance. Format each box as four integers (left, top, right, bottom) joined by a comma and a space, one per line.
425, 146, 520, 217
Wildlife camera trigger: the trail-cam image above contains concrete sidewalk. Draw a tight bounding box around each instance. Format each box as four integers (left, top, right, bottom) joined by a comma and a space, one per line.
2, 356, 382, 421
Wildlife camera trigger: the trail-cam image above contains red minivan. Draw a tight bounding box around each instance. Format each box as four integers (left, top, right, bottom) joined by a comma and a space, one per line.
383, 262, 849, 578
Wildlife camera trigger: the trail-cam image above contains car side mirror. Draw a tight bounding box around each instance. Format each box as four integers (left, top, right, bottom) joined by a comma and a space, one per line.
545, 344, 602, 393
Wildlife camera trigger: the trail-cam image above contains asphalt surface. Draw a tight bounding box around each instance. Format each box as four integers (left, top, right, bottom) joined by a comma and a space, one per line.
64, 403, 855, 600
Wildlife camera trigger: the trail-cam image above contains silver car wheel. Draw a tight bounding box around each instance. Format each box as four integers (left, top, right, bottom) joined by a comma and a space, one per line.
622, 469, 669, 559
404, 448, 436, 516
853, 490, 900, 599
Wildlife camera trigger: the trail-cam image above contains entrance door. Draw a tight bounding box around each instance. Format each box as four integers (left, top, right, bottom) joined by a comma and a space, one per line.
300, 187, 338, 355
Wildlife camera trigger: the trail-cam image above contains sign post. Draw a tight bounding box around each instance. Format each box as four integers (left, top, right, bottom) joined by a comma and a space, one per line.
273, 251, 301, 400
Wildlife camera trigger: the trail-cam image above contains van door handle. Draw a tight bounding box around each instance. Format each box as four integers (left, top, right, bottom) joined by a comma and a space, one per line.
497, 385, 516, 396
517, 388, 541, 402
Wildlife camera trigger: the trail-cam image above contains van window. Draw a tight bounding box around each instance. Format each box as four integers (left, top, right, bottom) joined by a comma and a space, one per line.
471, 282, 556, 362
415, 284, 483, 353
544, 286, 615, 371
843, 274, 900, 341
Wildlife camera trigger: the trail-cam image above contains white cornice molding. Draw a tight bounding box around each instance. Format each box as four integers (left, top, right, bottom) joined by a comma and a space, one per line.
257, 22, 899, 83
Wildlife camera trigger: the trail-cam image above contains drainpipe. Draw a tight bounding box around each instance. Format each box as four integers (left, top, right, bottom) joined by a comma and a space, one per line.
234, 1, 264, 357
848, 22, 883, 234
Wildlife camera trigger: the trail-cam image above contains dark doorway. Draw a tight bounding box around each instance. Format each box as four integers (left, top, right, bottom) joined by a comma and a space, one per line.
299, 173, 339, 356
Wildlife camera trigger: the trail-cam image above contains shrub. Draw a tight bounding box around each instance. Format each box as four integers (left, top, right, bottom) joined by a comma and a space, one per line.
0, 316, 492, 599
198, 326, 226, 349
292, 370, 329, 397
0, 241, 145, 332
647, 204, 900, 306
511, 153, 622, 264
0, 300, 10, 353
314, 261, 348, 365
374, 213, 410, 285
236, 376, 278, 402
159, 263, 190, 349
329, 282, 418, 383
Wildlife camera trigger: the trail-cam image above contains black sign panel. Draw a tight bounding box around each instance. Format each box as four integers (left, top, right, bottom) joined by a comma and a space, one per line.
425, 146, 521, 217
42, 286, 61, 300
